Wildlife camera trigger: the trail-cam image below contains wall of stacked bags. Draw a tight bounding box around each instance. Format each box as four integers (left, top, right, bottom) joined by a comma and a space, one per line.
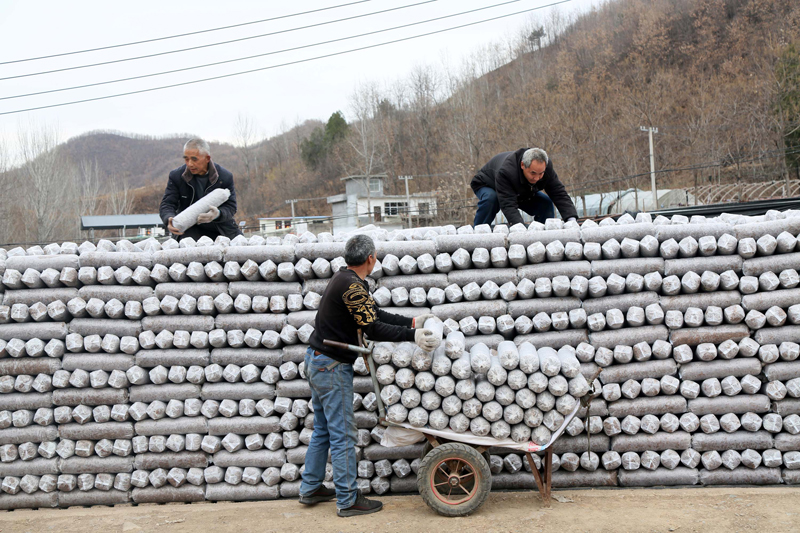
1, 210, 800, 509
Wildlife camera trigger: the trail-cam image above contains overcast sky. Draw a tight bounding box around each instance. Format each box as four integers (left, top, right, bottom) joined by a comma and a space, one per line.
0, 0, 597, 154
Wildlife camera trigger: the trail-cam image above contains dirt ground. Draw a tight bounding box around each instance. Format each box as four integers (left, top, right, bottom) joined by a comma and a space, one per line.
1, 487, 798, 533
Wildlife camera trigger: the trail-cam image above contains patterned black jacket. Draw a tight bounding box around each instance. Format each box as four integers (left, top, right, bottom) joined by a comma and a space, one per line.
309, 269, 416, 364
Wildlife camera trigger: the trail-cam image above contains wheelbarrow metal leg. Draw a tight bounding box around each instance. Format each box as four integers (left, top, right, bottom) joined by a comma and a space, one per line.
526, 451, 551, 509
544, 447, 553, 507
526, 453, 545, 495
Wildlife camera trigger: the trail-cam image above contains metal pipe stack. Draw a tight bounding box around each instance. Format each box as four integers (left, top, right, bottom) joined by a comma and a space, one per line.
1, 210, 800, 509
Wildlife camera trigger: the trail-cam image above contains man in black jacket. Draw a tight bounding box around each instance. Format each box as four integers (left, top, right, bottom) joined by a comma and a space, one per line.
159, 138, 242, 241
300, 234, 437, 517
470, 147, 578, 226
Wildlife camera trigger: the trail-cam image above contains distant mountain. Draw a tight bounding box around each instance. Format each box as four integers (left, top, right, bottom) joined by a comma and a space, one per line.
58, 119, 324, 222
61, 130, 245, 190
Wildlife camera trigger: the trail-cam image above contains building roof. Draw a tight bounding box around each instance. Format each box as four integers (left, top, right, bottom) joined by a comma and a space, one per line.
327, 192, 436, 204
81, 214, 163, 230
258, 216, 328, 221
339, 174, 388, 181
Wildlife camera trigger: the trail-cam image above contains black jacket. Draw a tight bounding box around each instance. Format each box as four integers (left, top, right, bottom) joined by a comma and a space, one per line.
470, 148, 578, 225
159, 162, 241, 240
309, 269, 416, 364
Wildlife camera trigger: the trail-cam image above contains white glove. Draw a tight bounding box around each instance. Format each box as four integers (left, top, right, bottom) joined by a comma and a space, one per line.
567, 217, 577, 222
414, 329, 439, 352
197, 205, 220, 224
412, 313, 436, 328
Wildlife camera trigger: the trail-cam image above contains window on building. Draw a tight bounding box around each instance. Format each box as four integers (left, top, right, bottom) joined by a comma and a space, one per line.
275, 221, 283, 230
384, 202, 408, 216
418, 202, 430, 215
369, 178, 381, 192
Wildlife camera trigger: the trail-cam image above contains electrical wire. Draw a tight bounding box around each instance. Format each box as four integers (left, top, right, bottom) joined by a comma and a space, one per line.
0, 1, 374, 65
569, 147, 800, 195
0, 0, 440, 81
2, 0, 543, 101
0, 0, 571, 116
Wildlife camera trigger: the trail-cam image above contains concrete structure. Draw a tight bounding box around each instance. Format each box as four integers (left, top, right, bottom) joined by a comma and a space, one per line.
80, 214, 165, 238
327, 175, 437, 233
258, 216, 330, 237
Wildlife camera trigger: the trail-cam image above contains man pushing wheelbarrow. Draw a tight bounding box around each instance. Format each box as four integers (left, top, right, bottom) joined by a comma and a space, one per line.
299, 234, 438, 517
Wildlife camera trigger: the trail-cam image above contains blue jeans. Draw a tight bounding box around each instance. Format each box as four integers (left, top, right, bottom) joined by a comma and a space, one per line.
299, 348, 358, 509
473, 186, 555, 226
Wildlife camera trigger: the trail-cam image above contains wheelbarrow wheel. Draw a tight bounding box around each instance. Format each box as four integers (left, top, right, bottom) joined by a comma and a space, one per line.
421, 441, 491, 467
417, 442, 492, 517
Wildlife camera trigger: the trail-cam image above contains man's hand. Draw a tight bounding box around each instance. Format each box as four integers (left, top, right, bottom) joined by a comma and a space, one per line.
414, 329, 439, 352
197, 206, 220, 224
412, 313, 436, 328
167, 217, 183, 235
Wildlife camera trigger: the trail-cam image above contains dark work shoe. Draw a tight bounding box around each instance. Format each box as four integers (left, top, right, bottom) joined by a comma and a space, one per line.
299, 486, 336, 505
337, 491, 383, 517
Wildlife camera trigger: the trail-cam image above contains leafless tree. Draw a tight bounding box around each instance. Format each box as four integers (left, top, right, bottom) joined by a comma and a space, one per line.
268, 120, 290, 173
17, 122, 72, 243
407, 65, 442, 182
345, 83, 386, 223
77, 158, 101, 215
346, 83, 385, 175
0, 134, 8, 175
74, 158, 102, 237
232, 112, 267, 214
0, 134, 15, 243
107, 175, 134, 215
233, 113, 261, 180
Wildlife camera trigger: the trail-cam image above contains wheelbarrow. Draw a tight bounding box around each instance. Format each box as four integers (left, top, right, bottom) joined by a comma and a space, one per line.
323, 337, 603, 517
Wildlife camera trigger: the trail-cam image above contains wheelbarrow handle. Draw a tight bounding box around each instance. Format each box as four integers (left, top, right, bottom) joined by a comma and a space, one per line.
581, 367, 604, 409
322, 339, 373, 355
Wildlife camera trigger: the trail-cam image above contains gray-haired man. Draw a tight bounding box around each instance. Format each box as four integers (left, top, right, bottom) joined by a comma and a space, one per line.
159, 138, 241, 241
301, 235, 437, 517
470, 147, 578, 226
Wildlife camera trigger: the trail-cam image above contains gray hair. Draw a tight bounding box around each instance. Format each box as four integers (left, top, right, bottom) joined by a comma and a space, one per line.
344, 234, 376, 266
184, 138, 211, 156
522, 147, 549, 168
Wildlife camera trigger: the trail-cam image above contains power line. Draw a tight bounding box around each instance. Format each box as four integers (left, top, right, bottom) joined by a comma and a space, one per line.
571, 147, 800, 192
0, 0, 439, 81
0, 0, 571, 116
569, 147, 800, 196
2, 0, 541, 101
0, 1, 373, 65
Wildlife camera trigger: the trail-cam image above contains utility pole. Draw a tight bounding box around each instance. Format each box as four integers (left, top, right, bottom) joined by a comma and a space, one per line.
398, 175, 413, 229
640, 126, 659, 211
285, 199, 297, 230
285, 195, 328, 231
364, 176, 371, 227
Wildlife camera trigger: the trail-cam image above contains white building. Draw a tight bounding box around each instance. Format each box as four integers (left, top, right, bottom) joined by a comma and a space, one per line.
258, 216, 331, 237
327, 175, 437, 234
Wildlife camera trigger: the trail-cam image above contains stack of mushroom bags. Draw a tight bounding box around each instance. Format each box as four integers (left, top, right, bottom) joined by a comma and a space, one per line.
1, 210, 800, 510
